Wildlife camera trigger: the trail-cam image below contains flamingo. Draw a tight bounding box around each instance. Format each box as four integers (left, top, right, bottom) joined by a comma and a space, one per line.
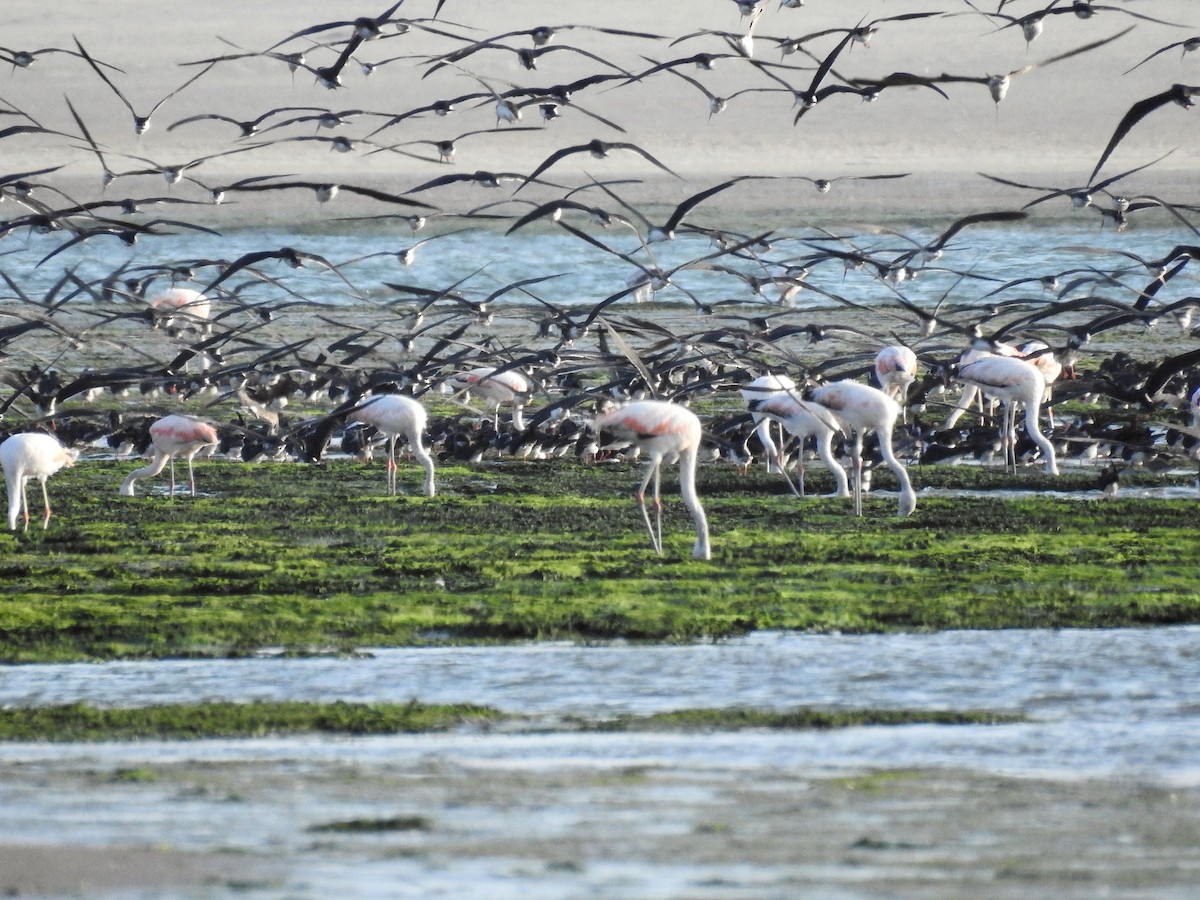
954, 355, 1059, 476
1, 432, 78, 530
348, 394, 436, 497
944, 341, 1021, 429
874, 346, 919, 422
740, 373, 796, 477
594, 400, 710, 560
120, 415, 219, 497
745, 389, 850, 499
148, 287, 212, 336
808, 381, 917, 517
1019, 340, 1068, 428
446, 367, 530, 429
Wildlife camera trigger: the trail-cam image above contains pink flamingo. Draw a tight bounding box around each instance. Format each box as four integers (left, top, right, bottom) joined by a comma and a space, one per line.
148, 287, 212, 336
746, 390, 850, 499
874, 346, 919, 422
808, 381, 917, 517
954, 355, 1059, 475
349, 394, 436, 497
594, 400, 711, 560
1, 432, 78, 530
446, 367, 530, 429
120, 414, 218, 497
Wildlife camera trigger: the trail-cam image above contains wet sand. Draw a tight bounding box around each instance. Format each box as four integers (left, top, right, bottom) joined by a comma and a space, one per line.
1, 759, 1198, 897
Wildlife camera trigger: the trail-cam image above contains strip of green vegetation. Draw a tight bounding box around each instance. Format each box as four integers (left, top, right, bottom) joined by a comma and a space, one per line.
587, 707, 1025, 731
0, 701, 503, 741
310, 816, 431, 833
0, 458, 1197, 661
0, 701, 1022, 741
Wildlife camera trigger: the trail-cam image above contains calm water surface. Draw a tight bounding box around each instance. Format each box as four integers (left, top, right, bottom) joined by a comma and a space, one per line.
2, 628, 1198, 780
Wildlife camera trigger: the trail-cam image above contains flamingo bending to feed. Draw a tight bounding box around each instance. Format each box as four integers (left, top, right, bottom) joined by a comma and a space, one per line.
808, 380, 917, 517
349, 394, 436, 497
594, 400, 711, 560
121, 415, 219, 497
944, 342, 1021, 429
954, 355, 1058, 475
746, 390, 850, 499
446, 367, 530, 429
1, 432, 78, 530
741, 373, 796, 477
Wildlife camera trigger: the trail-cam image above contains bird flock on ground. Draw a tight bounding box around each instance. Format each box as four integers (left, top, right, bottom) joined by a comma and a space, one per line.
2, 0, 1199, 556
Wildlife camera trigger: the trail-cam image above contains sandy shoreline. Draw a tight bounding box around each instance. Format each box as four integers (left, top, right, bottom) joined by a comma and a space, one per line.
4, 1, 1198, 226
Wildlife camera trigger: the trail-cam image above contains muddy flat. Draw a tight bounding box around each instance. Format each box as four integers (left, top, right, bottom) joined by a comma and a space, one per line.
1, 756, 1198, 898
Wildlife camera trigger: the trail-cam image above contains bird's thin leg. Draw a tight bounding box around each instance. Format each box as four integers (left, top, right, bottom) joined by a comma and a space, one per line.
797, 435, 807, 498
853, 433, 863, 517
774, 450, 802, 498
20, 480, 30, 531
636, 459, 662, 555
387, 436, 397, 495
168, 459, 177, 496
1007, 402, 1017, 473
39, 479, 51, 530
187, 456, 197, 497
653, 464, 663, 555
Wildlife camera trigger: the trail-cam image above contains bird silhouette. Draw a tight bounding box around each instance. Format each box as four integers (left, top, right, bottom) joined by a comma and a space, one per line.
73, 38, 217, 134
1089, 83, 1200, 184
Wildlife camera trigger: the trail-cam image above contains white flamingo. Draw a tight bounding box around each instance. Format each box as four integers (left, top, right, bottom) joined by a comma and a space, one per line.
349, 394, 436, 497
594, 400, 710, 560
446, 367, 530, 430
148, 287, 212, 336
955, 355, 1059, 475
874, 346, 919, 422
808, 381, 917, 517
746, 390, 850, 499
740, 373, 796, 477
1, 432, 78, 530
120, 414, 218, 497
944, 341, 1021, 429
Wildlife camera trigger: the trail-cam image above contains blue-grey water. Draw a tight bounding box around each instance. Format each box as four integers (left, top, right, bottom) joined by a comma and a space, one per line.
1, 629, 1198, 898
6, 216, 1196, 328
2, 628, 1197, 779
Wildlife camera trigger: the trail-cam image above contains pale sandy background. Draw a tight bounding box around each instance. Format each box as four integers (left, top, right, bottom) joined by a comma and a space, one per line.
3, 0, 1198, 223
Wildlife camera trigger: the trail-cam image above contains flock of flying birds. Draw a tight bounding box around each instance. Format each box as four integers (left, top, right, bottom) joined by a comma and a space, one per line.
2, 0, 1200, 557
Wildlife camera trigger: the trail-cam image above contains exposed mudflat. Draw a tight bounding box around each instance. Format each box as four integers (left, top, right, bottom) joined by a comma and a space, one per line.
2, 759, 1198, 898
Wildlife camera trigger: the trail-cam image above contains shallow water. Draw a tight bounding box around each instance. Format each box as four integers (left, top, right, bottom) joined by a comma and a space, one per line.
6, 217, 1194, 326
2, 629, 1199, 898
2, 628, 1198, 781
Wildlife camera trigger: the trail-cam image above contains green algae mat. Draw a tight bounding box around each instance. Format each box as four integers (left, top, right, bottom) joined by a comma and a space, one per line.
1, 458, 1196, 662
